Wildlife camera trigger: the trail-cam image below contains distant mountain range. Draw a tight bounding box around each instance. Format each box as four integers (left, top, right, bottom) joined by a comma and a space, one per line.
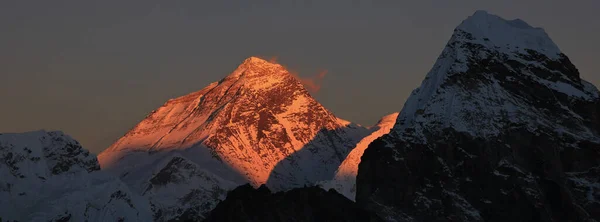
2, 10, 598, 222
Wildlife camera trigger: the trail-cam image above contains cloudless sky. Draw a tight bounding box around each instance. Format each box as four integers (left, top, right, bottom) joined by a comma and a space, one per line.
1, 1, 599, 153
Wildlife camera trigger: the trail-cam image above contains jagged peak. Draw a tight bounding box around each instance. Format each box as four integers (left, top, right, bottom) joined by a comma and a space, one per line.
219, 56, 290, 84
456, 10, 561, 59
162, 57, 282, 105
239, 56, 284, 72
389, 11, 598, 144
242, 56, 276, 66
461, 10, 539, 31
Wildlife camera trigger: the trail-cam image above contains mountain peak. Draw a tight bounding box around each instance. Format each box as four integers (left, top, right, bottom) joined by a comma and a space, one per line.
243, 56, 272, 65
464, 10, 536, 30
99, 54, 366, 187
392, 11, 598, 143
471, 10, 533, 29
358, 11, 600, 221
240, 56, 283, 71
99, 55, 376, 218
223, 56, 287, 82
456, 10, 561, 59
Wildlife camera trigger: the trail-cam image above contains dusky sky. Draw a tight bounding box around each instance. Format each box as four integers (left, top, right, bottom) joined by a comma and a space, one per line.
1, 1, 598, 153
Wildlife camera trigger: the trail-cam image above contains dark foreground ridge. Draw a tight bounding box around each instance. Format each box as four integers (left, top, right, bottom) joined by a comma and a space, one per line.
204, 184, 384, 222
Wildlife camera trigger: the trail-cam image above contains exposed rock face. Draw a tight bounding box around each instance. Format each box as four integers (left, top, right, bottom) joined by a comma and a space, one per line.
0, 131, 152, 221
144, 155, 235, 222
356, 11, 600, 221
204, 184, 384, 222
98, 56, 374, 220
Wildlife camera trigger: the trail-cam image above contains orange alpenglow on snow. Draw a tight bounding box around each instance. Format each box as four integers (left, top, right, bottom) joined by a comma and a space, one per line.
318, 112, 399, 200
92, 56, 397, 218
98, 56, 369, 189
259, 55, 328, 94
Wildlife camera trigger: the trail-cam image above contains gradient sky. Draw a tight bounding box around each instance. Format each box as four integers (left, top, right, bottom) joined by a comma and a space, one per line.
2, 1, 599, 154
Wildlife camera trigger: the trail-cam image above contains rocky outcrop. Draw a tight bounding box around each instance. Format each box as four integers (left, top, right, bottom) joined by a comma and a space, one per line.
0, 131, 152, 221
356, 11, 600, 221
143, 155, 235, 221
98, 56, 375, 220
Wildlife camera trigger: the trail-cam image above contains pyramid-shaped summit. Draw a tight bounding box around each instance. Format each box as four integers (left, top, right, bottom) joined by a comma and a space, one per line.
357, 11, 600, 221
392, 10, 598, 142
99, 56, 367, 186
456, 10, 561, 59
219, 56, 289, 83
98, 56, 375, 221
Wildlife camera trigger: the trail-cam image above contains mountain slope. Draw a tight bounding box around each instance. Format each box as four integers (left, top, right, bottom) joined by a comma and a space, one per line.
356, 11, 600, 221
319, 112, 399, 200
0, 131, 152, 221
98, 57, 374, 220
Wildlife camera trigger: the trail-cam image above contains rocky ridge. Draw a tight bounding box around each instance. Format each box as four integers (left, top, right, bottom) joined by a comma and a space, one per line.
0, 131, 152, 221
356, 10, 600, 221
97, 57, 377, 220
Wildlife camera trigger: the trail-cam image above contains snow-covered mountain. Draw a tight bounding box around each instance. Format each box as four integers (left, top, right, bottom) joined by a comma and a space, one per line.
356, 11, 600, 221
7, 10, 598, 222
0, 131, 152, 222
98, 56, 377, 220
319, 112, 399, 200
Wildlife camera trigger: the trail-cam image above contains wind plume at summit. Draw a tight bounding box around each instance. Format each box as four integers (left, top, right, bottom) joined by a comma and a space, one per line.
0, 1, 598, 155
262, 55, 329, 94
296, 70, 328, 94
2, 2, 600, 221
